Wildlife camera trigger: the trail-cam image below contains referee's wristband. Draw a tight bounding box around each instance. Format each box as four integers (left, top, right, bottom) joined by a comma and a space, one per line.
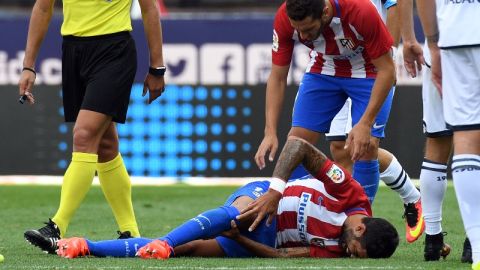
269, 177, 287, 194
22, 67, 36, 77
149, 66, 166, 77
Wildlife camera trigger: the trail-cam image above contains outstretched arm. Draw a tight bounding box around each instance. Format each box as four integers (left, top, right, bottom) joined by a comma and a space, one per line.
138, 0, 166, 104
234, 235, 310, 258
416, 0, 441, 92
398, 0, 425, 77
18, 0, 55, 104
223, 221, 310, 258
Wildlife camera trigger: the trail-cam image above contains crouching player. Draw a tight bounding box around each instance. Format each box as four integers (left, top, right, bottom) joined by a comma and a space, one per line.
56, 137, 399, 259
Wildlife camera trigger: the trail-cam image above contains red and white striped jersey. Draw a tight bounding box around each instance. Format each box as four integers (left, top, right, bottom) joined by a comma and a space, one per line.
272, 0, 393, 78
276, 160, 371, 258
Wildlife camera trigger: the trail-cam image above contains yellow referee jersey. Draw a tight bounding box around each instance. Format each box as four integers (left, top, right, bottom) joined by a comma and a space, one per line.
61, 0, 133, 37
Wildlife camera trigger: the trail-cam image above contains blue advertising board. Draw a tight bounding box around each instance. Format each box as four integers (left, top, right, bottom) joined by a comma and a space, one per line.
0, 15, 426, 87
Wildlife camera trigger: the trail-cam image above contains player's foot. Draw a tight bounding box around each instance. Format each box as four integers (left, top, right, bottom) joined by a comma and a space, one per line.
136, 240, 172, 259
117, 231, 132, 239
462, 237, 473, 263
403, 199, 425, 243
24, 219, 61, 254
424, 232, 451, 261
56, 237, 90, 258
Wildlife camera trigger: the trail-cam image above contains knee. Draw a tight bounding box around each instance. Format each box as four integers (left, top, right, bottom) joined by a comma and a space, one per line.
72, 126, 99, 151
329, 141, 354, 171
330, 141, 346, 157
360, 138, 380, 160
98, 136, 119, 162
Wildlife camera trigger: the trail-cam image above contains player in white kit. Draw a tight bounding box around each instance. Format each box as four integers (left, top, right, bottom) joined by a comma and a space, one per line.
414, 0, 480, 268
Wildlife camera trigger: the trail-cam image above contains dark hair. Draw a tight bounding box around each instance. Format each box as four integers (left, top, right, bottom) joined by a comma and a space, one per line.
286, 0, 325, 21
361, 217, 399, 258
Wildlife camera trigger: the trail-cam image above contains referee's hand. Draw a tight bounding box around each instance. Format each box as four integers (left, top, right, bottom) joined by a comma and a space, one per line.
18, 70, 36, 105
143, 74, 165, 104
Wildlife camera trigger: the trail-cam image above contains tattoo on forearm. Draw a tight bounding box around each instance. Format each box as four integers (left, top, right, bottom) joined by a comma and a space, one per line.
426, 32, 439, 43
277, 247, 310, 257
272, 137, 327, 180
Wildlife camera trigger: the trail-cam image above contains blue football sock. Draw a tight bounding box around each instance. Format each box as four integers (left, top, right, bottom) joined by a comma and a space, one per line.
353, 160, 380, 204
86, 237, 153, 257
159, 205, 240, 247
289, 165, 310, 180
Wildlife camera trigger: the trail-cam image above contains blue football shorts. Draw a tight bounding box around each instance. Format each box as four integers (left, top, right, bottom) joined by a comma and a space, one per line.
215, 181, 277, 257
292, 73, 394, 138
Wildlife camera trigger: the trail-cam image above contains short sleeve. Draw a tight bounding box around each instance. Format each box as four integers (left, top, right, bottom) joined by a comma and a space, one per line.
272, 3, 295, 66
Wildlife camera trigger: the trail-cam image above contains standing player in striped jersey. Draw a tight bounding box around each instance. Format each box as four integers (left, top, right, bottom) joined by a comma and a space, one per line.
55, 137, 399, 259
255, 0, 395, 209
403, 0, 480, 268
323, 0, 424, 244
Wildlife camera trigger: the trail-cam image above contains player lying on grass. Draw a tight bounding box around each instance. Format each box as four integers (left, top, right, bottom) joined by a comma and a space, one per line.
56, 136, 399, 259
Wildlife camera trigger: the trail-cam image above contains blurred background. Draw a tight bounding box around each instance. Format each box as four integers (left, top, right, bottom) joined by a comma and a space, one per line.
0, 0, 426, 183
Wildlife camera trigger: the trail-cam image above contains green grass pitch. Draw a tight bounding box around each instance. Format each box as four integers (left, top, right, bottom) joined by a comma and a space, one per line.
0, 183, 470, 269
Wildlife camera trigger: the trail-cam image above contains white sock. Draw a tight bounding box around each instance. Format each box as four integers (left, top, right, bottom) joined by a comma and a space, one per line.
381, 157, 420, 204
420, 159, 448, 235
452, 154, 480, 264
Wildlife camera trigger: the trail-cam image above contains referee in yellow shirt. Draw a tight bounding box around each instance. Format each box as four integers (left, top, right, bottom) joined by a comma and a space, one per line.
18, 0, 166, 254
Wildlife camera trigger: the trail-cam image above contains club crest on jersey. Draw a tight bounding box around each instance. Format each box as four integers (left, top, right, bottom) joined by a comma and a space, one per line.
272, 30, 279, 52
339, 38, 355, 50
326, 164, 345, 183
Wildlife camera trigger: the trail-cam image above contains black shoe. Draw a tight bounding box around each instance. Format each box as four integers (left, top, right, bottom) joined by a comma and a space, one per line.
424, 232, 451, 261
461, 237, 473, 263
117, 231, 132, 239
24, 219, 61, 254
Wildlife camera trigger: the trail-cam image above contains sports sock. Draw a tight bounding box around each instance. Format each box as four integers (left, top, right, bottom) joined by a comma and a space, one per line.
86, 237, 152, 257
160, 206, 240, 247
52, 152, 98, 237
380, 157, 420, 204
353, 160, 380, 204
98, 153, 140, 237
452, 154, 480, 264
420, 159, 447, 235
289, 165, 310, 180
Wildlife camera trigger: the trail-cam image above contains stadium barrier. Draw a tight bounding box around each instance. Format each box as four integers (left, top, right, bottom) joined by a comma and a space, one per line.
0, 84, 425, 180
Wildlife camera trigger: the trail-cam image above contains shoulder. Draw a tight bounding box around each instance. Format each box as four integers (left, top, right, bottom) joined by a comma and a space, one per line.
274, 3, 291, 29
274, 3, 294, 38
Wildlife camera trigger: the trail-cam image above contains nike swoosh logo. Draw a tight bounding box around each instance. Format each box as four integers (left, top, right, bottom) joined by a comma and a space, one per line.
373, 123, 385, 129
408, 215, 425, 237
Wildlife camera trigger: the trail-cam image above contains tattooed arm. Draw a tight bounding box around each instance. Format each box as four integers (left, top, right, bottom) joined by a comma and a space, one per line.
237, 136, 331, 231
222, 220, 310, 258
235, 235, 310, 258
272, 136, 329, 181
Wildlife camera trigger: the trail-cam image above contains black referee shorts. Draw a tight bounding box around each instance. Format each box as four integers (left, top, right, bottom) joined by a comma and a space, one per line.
62, 31, 137, 123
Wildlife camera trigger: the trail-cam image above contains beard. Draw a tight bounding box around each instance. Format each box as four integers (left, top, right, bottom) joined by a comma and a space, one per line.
339, 227, 355, 256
